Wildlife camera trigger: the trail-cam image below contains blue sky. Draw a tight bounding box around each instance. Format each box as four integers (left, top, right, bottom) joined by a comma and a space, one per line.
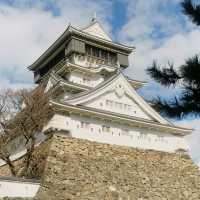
0, 0, 200, 162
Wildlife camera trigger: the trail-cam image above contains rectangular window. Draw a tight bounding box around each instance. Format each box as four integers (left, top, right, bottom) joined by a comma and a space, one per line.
118, 103, 123, 109
115, 102, 121, 108
106, 100, 109, 106
102, 125, 110, 132
83, 77, 90, 84
86, 45, 92, 55
92, 47, 97, 57
121, 129, 129, 136
140, 133, 147, 139
158, 135, 164, 142
81, 121, 90, 129
106, 100, 113, 107
101, 49, 108, 60
127, 105, 132, 111
85, 44, 116, 64
124, 104, 127, 111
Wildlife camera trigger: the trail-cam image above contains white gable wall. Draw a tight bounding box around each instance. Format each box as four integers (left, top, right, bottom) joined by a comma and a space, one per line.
66, 73, 170, 124
82, 22, 112, 41
83, 91, 152, 120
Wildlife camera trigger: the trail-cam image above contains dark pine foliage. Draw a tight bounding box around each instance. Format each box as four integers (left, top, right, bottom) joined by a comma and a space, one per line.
147, 56, 200, 118
182, 0, 200, 25
147, 61, 181, 87
146, 0, 200, 118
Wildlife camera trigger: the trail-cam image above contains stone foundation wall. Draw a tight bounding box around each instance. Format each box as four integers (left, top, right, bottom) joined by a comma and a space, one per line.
35, 133, 200, 200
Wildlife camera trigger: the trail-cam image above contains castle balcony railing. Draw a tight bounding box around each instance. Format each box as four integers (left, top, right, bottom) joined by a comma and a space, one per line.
73, 54, 119, 69
34, 53, 119, 83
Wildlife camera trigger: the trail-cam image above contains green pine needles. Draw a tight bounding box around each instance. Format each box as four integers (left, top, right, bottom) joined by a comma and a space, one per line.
147, 0, 200, 118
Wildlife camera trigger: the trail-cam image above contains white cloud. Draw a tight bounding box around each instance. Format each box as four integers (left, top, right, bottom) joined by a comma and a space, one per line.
119, 0, 198, 81
120, 0, 190, 41
126, 29, 200, 82
0, 0, 112, 88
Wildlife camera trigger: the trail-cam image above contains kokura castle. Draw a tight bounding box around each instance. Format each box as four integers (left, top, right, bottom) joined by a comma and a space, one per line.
29, 17, 191, 154
1, 18, 200, 200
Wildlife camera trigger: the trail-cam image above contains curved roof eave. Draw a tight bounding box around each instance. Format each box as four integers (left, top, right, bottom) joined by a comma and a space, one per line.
50, 100, 193, 136
28, 25, 135, 71
28, 25, 71, 71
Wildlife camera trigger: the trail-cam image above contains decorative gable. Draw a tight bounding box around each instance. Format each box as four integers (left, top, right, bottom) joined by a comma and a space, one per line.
82, 21, 112, 41
82, 89, 152, 120
65, 73, 170, 125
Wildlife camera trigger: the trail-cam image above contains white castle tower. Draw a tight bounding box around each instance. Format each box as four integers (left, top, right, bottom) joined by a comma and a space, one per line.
29, 18, 192, 153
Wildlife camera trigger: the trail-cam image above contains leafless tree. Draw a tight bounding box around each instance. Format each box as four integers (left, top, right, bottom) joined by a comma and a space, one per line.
0, 84, 54, 176
0, 89, 23, 176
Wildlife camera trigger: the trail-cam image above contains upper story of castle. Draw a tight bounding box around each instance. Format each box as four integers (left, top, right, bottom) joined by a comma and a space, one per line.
28, 18, 135, 84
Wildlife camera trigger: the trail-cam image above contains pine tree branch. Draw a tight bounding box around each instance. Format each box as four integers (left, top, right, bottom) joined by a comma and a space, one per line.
151, 97, 186, 119
182, 0, 200, 26
180, 55, 200, 86
146, 1, 200, 118
147, 61, 181, 87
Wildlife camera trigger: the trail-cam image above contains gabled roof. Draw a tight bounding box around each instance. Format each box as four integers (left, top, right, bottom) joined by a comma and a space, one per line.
62, 71, 172, 125
82, 19, 112, 41
28, 22, 134, 71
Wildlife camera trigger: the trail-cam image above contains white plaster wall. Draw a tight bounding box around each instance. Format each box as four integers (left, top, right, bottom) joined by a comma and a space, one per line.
0, 180, 40, 197
68, 71, 104, 87
83, 91, 152, 120
44, 114, 189, 153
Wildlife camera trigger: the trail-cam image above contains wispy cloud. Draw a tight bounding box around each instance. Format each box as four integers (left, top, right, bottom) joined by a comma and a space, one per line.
0, 0, 112, 88
118, 0, 198, 81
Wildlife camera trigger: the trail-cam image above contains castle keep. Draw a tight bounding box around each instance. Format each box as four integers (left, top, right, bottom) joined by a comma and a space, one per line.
30, 18, 191, 153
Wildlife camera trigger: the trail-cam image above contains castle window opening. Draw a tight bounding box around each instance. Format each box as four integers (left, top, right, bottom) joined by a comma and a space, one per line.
102, 125, 111, 132
81, 121, 90, 129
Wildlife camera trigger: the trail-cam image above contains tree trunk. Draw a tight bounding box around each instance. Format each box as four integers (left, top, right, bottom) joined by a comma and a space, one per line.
5, 156, 16, 176
23, 137, 36, 177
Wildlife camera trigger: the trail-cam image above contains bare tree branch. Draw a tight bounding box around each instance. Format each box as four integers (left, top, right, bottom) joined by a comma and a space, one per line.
0, 84, 54, 177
